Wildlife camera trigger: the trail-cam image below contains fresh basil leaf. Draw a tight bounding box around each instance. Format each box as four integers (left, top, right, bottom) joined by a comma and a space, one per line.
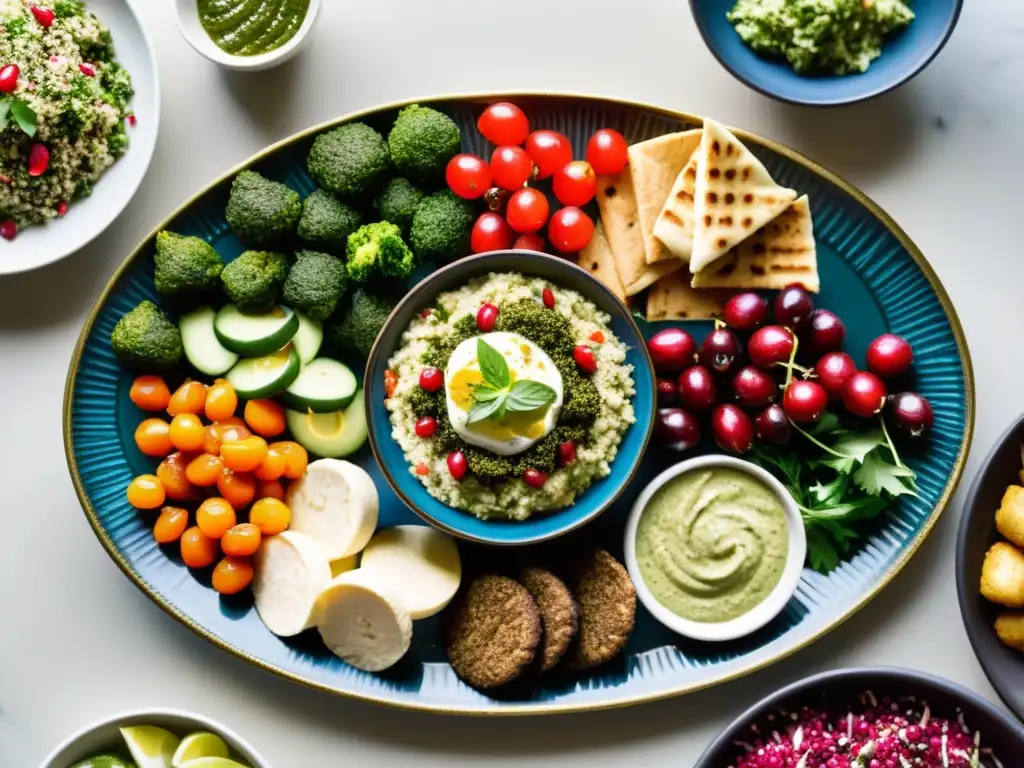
476, 338, 510, 389
504, 380, 556, 413
471, 385, 504, 403
466, 395, 504, 424
0, 99, 9, 132
10, 99, 36, 137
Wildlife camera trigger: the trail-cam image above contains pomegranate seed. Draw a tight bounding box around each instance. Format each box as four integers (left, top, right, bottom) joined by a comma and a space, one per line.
414, 416, 437, 438
79, 63, 96, 77
476, 303, 499, 332
589, 330, 605, 343
56, 200, 68, 216
414, 462, 429, 476
27, 143, 49, 176
419, 367, 444, 392
0, 64, 19, 93
446, 451, 467, 481
573, 344, 597, 375
418, 308, 432, 319
49, 55, 58, 63
542, 287, 555, 308
557, 441, 576, 466
30, 6, 55, 26
0, 220, 16, 240
523, 469, 548, 488
127, 113, 137, 127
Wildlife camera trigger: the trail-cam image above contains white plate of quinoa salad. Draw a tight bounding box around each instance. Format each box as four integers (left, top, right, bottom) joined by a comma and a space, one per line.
385, 272, 637, 521
0, 0, 158, 274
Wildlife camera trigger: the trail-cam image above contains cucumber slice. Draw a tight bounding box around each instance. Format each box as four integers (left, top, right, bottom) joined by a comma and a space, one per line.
292, 311, 324, 365
179, 306, 239, 376
215, 304, 299, 357
286, 390, 367, 458
283, 358, 358, 413
227, 346, 301, 399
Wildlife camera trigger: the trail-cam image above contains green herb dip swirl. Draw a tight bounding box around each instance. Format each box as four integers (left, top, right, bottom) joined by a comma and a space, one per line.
197, 0, 310, 57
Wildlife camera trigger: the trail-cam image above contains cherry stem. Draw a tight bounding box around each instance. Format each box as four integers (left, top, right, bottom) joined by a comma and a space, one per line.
782, 333, 800, 388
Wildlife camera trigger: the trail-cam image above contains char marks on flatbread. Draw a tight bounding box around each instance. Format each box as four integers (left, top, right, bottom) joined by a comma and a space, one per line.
690, 119, 797, 274
595, 170, 683, 296
646, 271, 735, 322
577, 222, 626, 302
627, 130, 702, 265
691, 195, 819, 293
652, 147, 700, 261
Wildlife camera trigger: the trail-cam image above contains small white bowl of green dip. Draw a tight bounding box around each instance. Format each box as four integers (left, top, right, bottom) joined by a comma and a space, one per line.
624, 455, 806, 642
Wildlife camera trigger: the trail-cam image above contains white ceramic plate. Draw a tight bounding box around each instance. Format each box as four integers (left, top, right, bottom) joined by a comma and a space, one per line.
0, 0, 160, 275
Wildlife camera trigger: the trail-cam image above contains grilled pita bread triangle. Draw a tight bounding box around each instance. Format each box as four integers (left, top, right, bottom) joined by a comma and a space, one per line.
691, 195, 819, 292
651, 146, 700, 261
577, 221, 626, 302
690, 119, 797, 274
627, 130, 702, 265
646, 270, 734, 322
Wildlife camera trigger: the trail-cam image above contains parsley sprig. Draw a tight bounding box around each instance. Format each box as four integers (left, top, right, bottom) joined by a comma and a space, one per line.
0, 97, 37, 137
467, 338, 556, 424
752, 411, 918, 573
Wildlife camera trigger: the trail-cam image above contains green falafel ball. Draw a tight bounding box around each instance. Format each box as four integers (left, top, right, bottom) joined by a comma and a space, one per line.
225, 170, 301, 248
111, 300, 183, 371
409, 190, 474, 262
220, 250, 289, 312
345, 221, 416, 283
387, 104, 461, 180
153, 231, 224, 303
282, 250, 348, 321
307, 122, 390, 197
373, 178, 424, 236
297, 190, 364, 251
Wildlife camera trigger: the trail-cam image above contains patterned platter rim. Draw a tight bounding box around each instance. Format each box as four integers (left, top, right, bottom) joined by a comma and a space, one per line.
62, 91, 975, 716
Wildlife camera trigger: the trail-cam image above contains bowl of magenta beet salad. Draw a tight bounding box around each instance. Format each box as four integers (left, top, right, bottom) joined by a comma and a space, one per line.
695, 666, 1024, 768
365, 250, 655, 546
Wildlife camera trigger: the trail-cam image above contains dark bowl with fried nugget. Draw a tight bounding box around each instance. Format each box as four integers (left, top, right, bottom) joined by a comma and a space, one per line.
956, 412, 1024, 721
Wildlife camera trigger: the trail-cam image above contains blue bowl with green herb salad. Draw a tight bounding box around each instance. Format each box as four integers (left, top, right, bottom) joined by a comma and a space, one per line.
690, 0, 963, 106
365, 250, 656, 546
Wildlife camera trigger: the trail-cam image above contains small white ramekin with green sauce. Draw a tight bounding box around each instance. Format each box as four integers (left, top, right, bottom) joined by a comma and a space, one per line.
175, 0, 322, 71
624, 455, 806, 642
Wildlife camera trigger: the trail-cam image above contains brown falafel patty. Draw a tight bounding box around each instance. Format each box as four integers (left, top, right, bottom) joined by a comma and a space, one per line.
567, 550, 637, 670
519, 566, 580, 672
444, 574, 542, 689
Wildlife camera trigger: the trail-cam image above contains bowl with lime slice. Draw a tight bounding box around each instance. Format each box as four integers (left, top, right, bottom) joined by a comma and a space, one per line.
39, 708, 270, 768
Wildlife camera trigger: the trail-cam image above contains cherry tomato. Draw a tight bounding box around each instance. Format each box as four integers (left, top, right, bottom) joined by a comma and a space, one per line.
272, 441, 308, 480
250, 497, 291, 536
221, 523, 262, 557
221, 436, 269, 473
490, 145, 533, 190
253, 444, 287, 481
212, 556, 254, 595
524, 130, 573, 180
204, 379, 238, 422
586, 129, 629, 175
153, 506, 189, 544
477, 102, 529, 146
505, 188, 550, 234
169, 413, 206, 453
196, 497, 237, 539
553, 161, 597, 207
471, 212, 515, 253
217, 468, 257, 510
180, 526, 218, 569
134, 418, 173, 457
255, 478, 286, 501
130, 375, 171, 411
513, 233, 545, 251
548, 207, 595, 252
446, 154, 491, 200
203, 420, 252, 455
126, 474, 165, 510
167, 380, 207, 417
186, 453, 223, 487
157, 452, 197, 502
243, 399, 286, 438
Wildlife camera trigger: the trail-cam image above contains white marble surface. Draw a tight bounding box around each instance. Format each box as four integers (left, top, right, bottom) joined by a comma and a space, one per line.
1, 1, 1019, 765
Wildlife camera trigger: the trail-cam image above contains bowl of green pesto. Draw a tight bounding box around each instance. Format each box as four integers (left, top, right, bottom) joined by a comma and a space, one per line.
689, 0, 963, 106
175, 0, 321, 71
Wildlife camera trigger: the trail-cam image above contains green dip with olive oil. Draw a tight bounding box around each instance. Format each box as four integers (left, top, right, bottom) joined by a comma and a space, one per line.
198, 0, 310, 57
636, 467, 789, 624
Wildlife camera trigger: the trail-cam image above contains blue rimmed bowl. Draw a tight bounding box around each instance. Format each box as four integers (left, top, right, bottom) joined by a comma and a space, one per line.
689, 0, 963, 106
365, 250, 656, 546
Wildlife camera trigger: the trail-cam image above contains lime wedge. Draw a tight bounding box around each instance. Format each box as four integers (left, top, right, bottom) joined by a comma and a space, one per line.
119, 725, 179, 768
178, 758, 250, 768
172, 732, 230, 767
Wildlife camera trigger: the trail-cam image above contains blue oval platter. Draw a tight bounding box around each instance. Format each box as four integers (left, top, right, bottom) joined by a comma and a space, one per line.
64, 94, 973, 715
